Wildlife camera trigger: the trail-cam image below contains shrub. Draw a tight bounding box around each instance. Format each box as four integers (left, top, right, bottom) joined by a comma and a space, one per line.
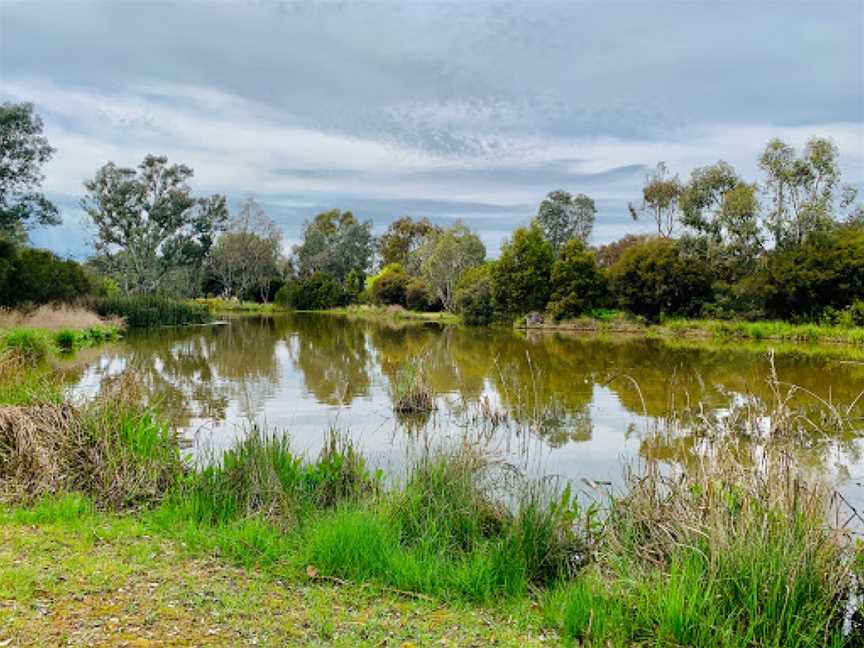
491, 223, 555, 316
93, 295, 211, 328
755, 224, 864, 320
404, 277, 439, 311
369, 263, 411, 306
275, 272, 347, 310
454, 263, 496, 325
0, 246, 94, 307
609, 237, 713, 321
547, 239, 608, 320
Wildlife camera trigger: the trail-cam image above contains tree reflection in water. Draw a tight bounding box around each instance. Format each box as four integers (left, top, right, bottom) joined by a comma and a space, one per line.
63, 313, 864, 487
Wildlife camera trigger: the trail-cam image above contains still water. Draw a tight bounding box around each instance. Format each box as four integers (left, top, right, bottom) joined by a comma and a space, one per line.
64, 313, 864, 502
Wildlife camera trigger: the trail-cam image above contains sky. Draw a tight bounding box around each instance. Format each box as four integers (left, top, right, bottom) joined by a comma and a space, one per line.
1, 0, 863, 259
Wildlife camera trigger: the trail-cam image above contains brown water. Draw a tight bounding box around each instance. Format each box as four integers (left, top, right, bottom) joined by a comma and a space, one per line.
63, 313, 864, 503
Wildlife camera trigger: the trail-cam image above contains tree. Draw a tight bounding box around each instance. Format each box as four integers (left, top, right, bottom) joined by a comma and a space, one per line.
378, 216, 441, 270
492, 223, 555, 316
629, 162, 682, 238
595, 233, 653, 268
537, 190, 596, 251
758, 137, 843, 248
294, 209, 374, 282
547, 239, 608, 320
275, 272, 346, 310
82, 155, 228, 295
752, 224, 864, 320
679, 161, 763, 278
455, 263, 496, 325
416, 222, 485, 311
0, 102, 60, 242
211, 197, 283, 302
609, 237, 713, 321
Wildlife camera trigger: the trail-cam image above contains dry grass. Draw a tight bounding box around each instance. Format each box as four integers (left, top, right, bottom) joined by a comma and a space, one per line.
0, 305, 121, 332
0, 373, 183, 509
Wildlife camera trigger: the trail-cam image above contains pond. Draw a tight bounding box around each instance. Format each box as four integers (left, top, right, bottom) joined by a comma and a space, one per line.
63, 313, 864, 505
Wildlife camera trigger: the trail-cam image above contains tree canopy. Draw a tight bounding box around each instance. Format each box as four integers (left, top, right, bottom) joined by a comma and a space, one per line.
81, 155, 228, 295
0, 102, 60, 242
294, 209, 374, 282
537, 190, 596, 252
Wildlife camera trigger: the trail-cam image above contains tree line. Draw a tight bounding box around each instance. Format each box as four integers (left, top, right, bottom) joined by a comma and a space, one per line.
2, 100, 863, 326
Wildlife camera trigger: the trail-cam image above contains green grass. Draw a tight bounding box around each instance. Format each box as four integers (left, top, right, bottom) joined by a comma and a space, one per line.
93, 295, 212, 328
0, 496, 546, 647
326, 304, 461, 324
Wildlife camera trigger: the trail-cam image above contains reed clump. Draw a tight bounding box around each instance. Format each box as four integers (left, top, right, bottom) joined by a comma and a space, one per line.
93, 295, 212, 328
0, 372, 182, 508
550, 434, 862, 647
391, 361, 436, 414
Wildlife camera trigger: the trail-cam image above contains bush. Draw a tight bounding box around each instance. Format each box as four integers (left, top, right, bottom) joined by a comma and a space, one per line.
754, 224, 864, 320
369, 264, 411, 306
547, 239, 608, 320
454, 263, 496, 325
0, 246, 94, 307
93, 295, 212, 328
274, 272, 347, 310
491, 224, 555, 317
404, 277, 439, 311
609, 237, 713, 321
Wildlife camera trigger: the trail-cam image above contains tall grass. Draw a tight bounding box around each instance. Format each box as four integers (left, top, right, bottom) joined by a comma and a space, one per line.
93, 295, 212, 328
0, 372, 182, 508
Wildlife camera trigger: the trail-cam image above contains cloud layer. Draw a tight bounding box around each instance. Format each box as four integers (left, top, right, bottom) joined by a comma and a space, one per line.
1, 1, 862, 258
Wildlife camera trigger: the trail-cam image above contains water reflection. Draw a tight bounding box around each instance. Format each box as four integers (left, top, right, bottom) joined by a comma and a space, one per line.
65, 313, 864, 495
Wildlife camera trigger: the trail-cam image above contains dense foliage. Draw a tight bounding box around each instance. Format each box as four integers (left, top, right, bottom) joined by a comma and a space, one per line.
0, 242, 94, 307
609, 237, 713, 321
275, 272, 347, 310
547, 240, 607, 320
492, 224, 555, 317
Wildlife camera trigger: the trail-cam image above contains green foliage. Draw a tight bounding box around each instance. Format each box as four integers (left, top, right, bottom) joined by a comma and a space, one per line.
454, 263, 496, 325
0, 102, 59, 242
0, 245, 94, 307
492, 224, 555, 317
753, 224, 864, 320
275, 272, 347, 310
404, 277, 438, 311
369, 263, 411, 307
415, 223, 486, 311
378, 217, 441, 269
294, 210, 374, 283
546, 239, 608, 321
93, 295, 212, 328
609, 237, 713, 321
82, 154, 228, 295
536, 190, 596, 252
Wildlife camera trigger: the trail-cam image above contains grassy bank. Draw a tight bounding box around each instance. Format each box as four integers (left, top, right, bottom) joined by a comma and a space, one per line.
523, 311, 864, 346
1, 322, 120, 364
320, 304, 460, 325
1, 357, 862, 646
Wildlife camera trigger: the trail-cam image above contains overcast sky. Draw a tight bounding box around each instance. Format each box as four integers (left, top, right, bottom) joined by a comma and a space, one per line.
2, 0, 862, 258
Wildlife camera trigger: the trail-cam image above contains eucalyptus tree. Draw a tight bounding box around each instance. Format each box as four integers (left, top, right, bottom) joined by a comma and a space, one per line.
293, 209, 374, 282
415, 222, 486, 311
81, 155, 228, 295
629, 162, 682, 238
211, 197, 283, 301
0, 102, 60, 242
537, 190, 596, 252
759, 136, 845, 247
378, 216, 441, 271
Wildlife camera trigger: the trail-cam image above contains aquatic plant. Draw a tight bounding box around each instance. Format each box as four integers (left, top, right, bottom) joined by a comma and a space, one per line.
391, 360, 436, 414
